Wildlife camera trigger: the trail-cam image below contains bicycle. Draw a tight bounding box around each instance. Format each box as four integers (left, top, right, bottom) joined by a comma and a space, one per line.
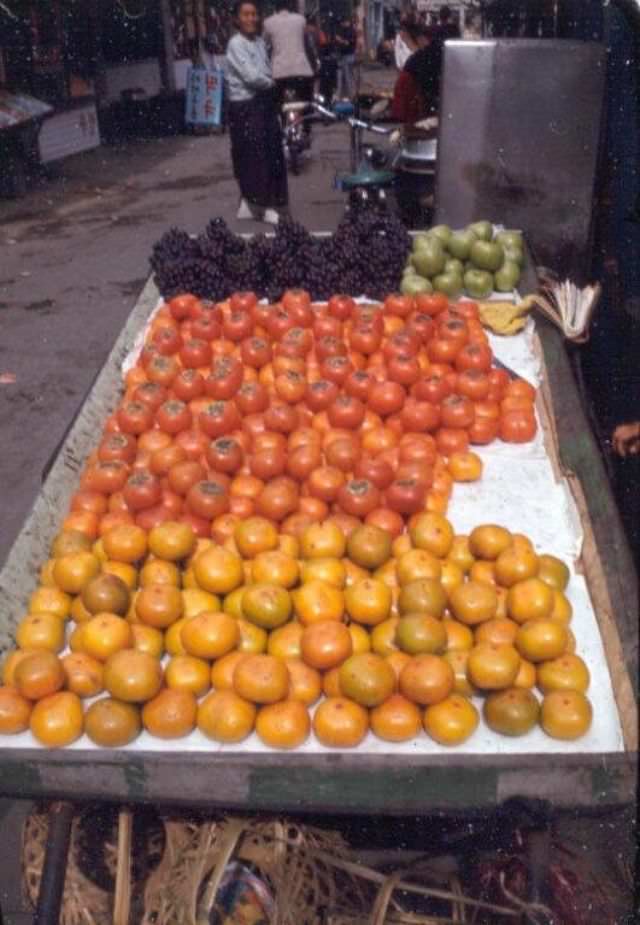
302, 97, 397, 210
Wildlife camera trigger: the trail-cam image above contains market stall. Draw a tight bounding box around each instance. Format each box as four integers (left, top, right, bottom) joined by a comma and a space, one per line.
0, 219, 636, 788
0, 209, 636, 922
0, 0, 101, 185
0, 9, 635, 916
0, 89, 52, 197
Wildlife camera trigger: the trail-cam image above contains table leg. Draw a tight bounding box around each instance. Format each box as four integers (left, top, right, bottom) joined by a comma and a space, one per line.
33, 803, 73, 925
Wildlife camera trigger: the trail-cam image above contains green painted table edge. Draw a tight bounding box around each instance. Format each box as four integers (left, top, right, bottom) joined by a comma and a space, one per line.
535, 317, 638, 695
0, 751, 635, 813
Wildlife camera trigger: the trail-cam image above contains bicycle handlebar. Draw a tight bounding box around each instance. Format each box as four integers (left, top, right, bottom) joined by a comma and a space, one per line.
312, 103, 336, 120
308, 102, 393, 136
348, 118, 393, 135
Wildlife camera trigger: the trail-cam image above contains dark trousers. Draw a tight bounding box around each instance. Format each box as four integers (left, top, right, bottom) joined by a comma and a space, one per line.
227, 90, 288, 209
319, 56, 338, 102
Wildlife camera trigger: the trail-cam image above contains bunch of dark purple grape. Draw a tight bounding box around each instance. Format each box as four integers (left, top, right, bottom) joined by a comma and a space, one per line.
149, 208, 411, 302
332, 208, 412, 302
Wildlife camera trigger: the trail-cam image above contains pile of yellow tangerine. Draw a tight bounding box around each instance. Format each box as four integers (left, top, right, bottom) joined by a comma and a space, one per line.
0, 515, 592, 750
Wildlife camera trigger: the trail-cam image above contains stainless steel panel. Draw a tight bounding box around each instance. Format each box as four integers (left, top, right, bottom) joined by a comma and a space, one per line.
435, 40, 606, 280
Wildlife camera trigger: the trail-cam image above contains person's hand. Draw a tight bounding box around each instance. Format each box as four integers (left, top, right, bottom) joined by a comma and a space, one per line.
414, 116, 439, 131
612, 422, 640, 457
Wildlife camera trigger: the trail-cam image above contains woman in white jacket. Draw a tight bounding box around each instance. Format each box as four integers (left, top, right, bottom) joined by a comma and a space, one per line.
225, 0, 288, 224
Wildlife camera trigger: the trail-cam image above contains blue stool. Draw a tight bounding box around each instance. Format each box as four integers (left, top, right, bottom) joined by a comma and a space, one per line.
332, 100, 355, 118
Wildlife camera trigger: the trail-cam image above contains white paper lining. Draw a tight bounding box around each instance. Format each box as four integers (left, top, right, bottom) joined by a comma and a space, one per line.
3, 564, 623, 754
3, 309, 624, 755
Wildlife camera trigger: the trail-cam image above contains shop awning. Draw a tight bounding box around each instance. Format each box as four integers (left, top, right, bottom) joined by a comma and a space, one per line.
0, 90, 53, 130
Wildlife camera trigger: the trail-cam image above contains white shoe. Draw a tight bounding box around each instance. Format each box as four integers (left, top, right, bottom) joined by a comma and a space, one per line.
263, 208, 280, 225
237, 198, 260, 220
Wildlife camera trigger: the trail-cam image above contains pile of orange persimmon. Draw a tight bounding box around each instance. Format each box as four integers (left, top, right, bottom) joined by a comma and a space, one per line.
0, 288, 566, 753
0, 515, 592, 750
64, 289, 538, 543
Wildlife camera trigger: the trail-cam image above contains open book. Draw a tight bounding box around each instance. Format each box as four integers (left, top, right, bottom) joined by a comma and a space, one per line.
530, 270, 601, 343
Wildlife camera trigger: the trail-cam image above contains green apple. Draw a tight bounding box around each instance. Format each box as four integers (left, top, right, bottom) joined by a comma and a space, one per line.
503, 244, 525, 267
470, 239, 504, 273
495, 230, 523, 250
411, 240, 446, 278
464, 268, 494, 299
444, 257, 464, 275
447, 229, 476, 260
403, 264, 418, 277
400, 273, 433, 295
412, 233, 433, 252
427, 224, 452, 245
494, 260, 521, 292
468, 220, 493, 241
401, 275, 433, 296
433, 271, 463, 299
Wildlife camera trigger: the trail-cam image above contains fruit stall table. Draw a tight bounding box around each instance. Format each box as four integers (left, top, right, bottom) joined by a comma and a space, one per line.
0, 267, 636, 811
0, 263, 636, 923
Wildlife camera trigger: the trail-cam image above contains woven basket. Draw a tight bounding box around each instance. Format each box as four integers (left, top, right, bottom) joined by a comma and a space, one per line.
23, 808, 534, 925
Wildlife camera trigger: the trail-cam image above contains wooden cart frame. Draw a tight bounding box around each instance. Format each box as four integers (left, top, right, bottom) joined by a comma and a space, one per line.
0, 277, 636, 815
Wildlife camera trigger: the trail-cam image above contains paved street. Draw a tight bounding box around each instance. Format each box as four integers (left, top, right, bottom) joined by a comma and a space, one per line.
0, 66, 393, 566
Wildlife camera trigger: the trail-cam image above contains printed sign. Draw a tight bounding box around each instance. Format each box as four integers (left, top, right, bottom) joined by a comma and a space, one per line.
38, 102, 101, 164
185, 64, 223, 126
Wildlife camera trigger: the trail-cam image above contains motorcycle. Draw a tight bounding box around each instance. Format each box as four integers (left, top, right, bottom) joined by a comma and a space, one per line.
281, 88, 312, 175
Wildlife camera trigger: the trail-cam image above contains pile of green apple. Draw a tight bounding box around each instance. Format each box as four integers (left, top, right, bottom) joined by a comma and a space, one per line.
401, 221, 525, 300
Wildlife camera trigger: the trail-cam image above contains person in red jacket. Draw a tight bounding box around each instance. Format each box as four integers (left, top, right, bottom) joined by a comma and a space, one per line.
391, 64, 427, 123
391, 24, 443, 124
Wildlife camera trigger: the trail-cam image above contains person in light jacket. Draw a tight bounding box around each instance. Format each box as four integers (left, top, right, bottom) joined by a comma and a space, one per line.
263, 0, 315, 111
225, 0, 288, 224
